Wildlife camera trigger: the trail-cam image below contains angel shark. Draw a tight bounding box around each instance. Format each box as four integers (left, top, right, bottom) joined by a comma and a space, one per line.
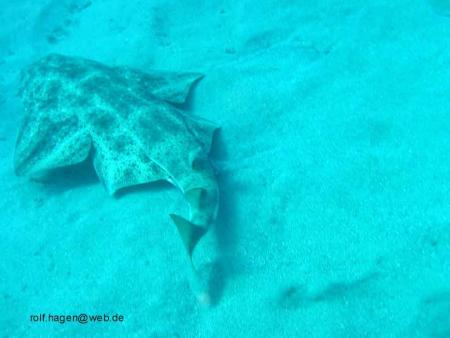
14, 54, 219, 304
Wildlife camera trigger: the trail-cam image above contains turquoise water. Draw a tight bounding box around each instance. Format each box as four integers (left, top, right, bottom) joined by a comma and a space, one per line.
1, 1, 450, 337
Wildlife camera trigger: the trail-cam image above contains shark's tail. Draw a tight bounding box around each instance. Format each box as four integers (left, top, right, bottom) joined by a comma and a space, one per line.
169, 185, 218, 305
169, 213, 211, 305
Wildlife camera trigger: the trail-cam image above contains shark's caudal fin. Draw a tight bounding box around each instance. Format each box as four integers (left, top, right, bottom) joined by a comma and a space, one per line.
169, 213, 211, 305
170, 172, 218, 304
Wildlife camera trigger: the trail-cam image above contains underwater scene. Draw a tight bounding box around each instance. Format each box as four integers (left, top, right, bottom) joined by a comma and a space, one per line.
1, 0, 450, 337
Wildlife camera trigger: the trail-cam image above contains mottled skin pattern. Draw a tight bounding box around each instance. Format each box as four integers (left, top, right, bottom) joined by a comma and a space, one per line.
14, 55, 219, 295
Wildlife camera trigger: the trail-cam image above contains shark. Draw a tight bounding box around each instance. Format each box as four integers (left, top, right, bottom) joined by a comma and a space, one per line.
14, 54, 219, 304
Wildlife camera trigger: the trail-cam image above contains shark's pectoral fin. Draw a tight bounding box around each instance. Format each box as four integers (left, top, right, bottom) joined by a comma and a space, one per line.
170, 213, 208, 260
117, 66, 204, 105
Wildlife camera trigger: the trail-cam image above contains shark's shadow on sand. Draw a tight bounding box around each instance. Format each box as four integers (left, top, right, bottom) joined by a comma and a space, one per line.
277, 272, 381, 310
201, 131, 240, 306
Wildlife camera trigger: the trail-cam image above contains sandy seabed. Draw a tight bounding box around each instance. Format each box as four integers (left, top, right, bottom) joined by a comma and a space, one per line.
1, 1, 450, 337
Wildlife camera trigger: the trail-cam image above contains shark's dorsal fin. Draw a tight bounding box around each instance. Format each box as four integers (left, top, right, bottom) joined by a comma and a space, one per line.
169, 213, 207, 260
